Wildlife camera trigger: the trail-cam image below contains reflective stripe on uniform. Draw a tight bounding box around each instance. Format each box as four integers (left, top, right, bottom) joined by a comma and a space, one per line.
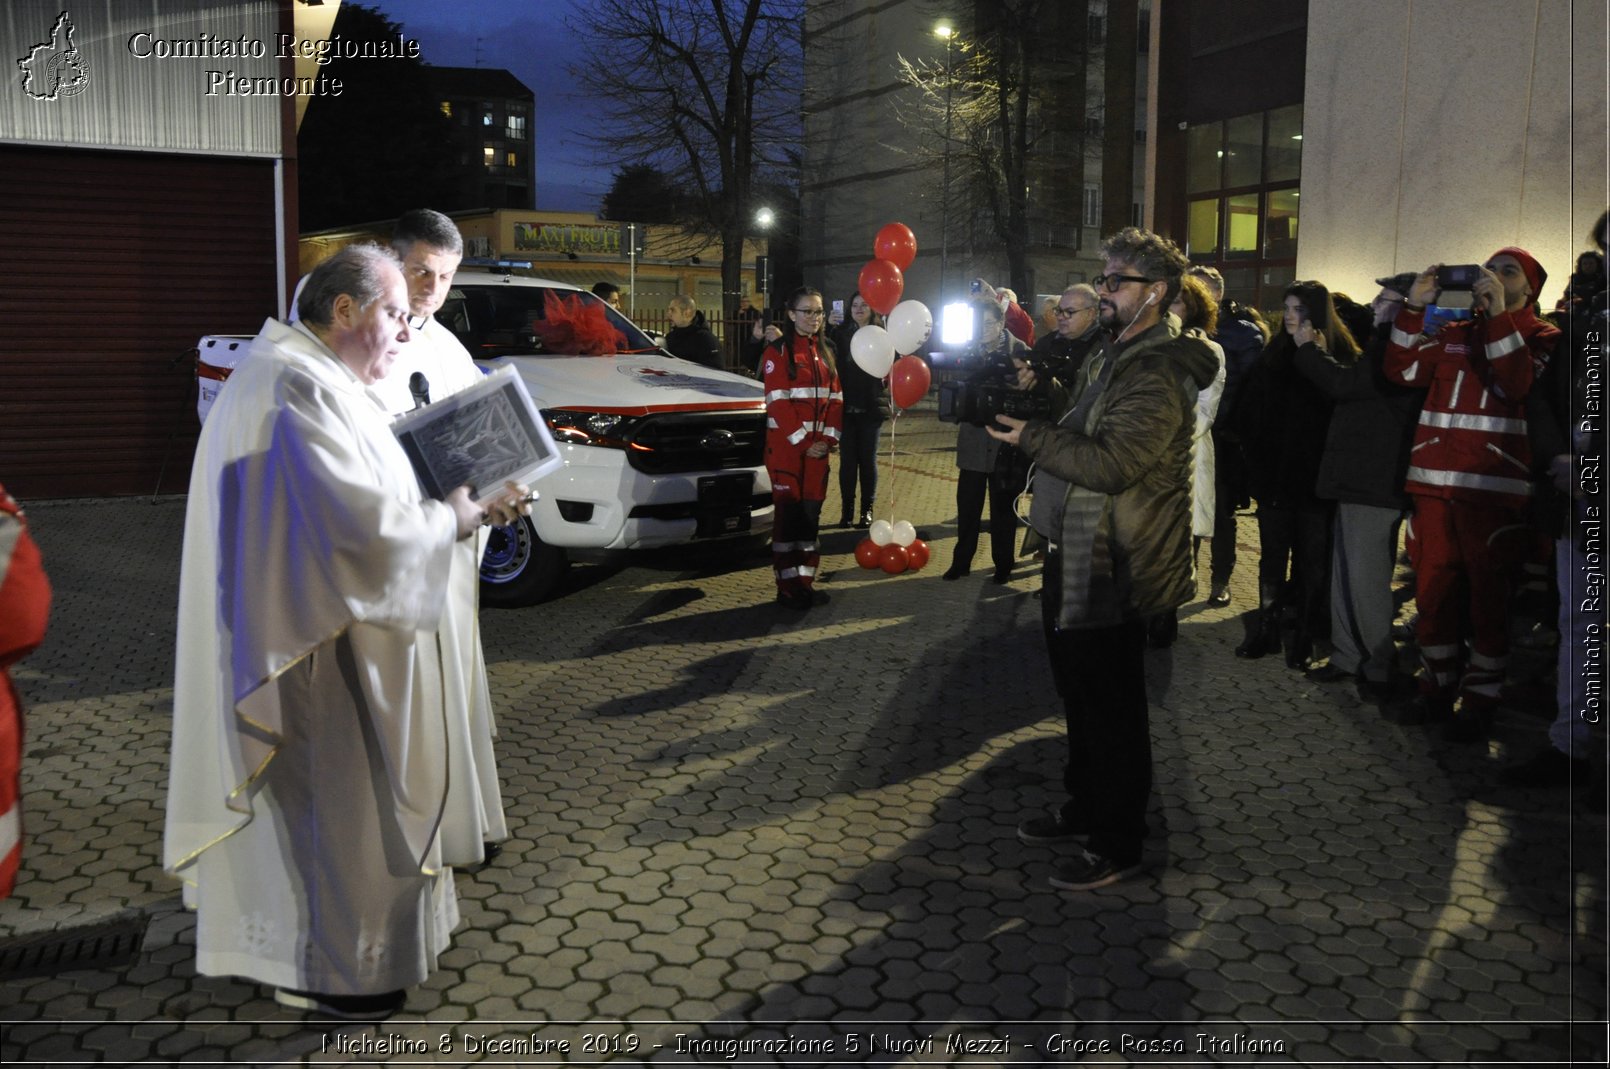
787, 427, 808, 445
1417, 410, 1526, 435
1485, 330, 1525, 360
1405, 466, 1532, 497
1391, 327, 1421, 350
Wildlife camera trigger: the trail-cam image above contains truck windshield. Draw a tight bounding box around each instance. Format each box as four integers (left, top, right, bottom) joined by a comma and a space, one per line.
438, 284, 659, 356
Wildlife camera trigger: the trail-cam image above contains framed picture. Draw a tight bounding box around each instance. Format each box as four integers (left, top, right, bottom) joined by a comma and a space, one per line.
390, 365, 563, 507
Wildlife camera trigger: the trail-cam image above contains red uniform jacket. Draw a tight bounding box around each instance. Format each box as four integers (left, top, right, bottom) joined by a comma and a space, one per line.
1382, 306, 1558, 509
1, 483, 51, 897
763, 335, 844, 498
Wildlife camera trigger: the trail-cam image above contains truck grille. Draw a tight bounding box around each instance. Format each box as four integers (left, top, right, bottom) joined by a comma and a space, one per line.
627, 411, 766, 474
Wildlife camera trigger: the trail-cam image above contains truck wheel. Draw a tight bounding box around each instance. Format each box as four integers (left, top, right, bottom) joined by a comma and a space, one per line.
479, 515, 567, 606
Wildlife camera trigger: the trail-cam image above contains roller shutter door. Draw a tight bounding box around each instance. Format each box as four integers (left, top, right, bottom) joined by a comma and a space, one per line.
0, 145, 279, 499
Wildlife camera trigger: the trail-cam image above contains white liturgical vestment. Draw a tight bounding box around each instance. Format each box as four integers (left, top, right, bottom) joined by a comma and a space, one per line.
165, 318, 461, 994
371, 317, 507, 866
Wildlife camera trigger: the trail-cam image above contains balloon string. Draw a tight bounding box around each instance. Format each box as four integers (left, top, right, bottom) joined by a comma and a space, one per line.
885, 404, 897, 524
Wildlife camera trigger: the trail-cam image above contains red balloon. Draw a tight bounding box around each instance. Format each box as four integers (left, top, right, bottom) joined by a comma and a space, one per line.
890, 354, 932, 409
906, 539, 930, 570
855, 538, 882, 569
873, 222, 917, 271
858, 258, 904, 317
879, 543, 910, 574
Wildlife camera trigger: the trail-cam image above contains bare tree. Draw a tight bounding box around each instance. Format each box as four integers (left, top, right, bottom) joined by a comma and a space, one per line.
892, 1, 1093, 295
569, 0, 803, 313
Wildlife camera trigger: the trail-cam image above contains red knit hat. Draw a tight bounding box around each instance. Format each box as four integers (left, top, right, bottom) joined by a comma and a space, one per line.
1488, 246, 1547, 303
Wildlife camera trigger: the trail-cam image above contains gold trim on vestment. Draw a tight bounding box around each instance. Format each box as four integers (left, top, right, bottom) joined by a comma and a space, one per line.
164, 620, 352, 874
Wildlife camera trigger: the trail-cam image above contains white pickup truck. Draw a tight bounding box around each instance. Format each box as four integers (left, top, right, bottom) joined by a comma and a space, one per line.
197, 270, 772, 606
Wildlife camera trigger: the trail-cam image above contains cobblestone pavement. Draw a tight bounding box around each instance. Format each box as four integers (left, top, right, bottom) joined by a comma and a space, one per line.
1, 401, 1605, 1066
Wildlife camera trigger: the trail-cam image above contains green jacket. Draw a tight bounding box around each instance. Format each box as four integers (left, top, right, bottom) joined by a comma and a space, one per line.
1019, 317, 1219, 629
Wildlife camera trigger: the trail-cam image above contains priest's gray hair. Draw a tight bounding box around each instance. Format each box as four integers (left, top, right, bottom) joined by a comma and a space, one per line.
392, 208, 464, 257
297, 244, 402, 327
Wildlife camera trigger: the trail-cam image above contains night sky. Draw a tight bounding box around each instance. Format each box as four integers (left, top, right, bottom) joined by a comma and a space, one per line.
366, 0, 603, 213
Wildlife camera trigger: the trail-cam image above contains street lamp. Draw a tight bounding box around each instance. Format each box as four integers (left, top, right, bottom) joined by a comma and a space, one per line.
934, 21, 955, 293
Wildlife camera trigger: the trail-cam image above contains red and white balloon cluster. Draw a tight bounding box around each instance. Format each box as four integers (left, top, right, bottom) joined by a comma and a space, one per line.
855, 519, 930, 576
852, 223, 932, 410
851, 222, 933, 578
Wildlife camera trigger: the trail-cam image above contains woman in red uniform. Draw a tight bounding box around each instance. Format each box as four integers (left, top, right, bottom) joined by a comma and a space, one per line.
762, 287, 844, 609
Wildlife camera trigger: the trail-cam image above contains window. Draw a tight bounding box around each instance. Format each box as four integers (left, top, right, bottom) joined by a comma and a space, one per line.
439, 101, 452, 117
482, 111, 494, 126
1088, 14, 1104, 44
483, 146, 495, 167
507, 114, 526, 139
1083, 185, 1101, 228
1181, 106, 1302, 306
506, 151, 517, 167
1085, 112, 1103, 138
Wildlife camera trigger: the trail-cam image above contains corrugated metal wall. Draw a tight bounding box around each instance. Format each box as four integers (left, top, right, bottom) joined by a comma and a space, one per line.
0, 145, 278, 499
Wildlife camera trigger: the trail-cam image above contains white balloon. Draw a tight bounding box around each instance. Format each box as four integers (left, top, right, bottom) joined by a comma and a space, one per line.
869, 519, 895, 546
892, 520, 916, 547
850, 324, 896, 379
886, 300, 933, 356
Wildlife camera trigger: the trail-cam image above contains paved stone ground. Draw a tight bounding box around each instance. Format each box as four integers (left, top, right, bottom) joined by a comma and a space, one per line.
1, 401, 1605, 1066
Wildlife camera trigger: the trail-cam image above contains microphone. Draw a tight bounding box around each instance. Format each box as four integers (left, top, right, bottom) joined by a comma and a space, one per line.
409, 372, 431, 410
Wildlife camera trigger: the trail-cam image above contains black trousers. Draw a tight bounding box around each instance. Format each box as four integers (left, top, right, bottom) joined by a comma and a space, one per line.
1041, 551, 1151, 865
1256, 501, 1334, 642
837, 412, 883, 516
954, 467, 1020, 573
1210, 430, 1247, 587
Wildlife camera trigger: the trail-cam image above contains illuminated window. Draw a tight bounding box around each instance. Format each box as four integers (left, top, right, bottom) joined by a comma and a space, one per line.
507, 114, 526, 138
506, 151, 517, 167
483, 147, 495, 167
439, 101, 451, 117
1181, 106, 1302, 306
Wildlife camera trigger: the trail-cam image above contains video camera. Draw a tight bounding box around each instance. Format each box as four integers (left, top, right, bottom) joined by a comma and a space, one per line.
936, 349, 1053, 427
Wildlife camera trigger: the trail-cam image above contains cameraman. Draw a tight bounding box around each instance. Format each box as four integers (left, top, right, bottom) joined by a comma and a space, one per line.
988, 227, 1218, 891
1382, 248, 1560, 741
943, 297, 1037, 584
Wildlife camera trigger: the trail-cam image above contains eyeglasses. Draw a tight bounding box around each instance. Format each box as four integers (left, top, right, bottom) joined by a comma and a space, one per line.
1054, 305, 1093, 317
792, 307, 825, 317
1092, 273, 1154, 293
406, 314, 430, 330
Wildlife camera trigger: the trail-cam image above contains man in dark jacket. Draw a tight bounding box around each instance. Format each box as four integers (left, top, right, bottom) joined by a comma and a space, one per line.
1187, 266, 1266, 605
1031, 283, 1102, 385
990, 228, 1218, 892
663, 295, 724, 369
1293, 275, 1426, 703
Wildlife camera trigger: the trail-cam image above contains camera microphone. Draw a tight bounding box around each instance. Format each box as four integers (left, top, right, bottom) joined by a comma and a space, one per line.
409, 372, 431, 410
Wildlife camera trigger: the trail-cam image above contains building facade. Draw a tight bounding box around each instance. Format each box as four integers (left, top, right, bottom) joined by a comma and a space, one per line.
428, 66, 536, 211
801, 0, 1149, 319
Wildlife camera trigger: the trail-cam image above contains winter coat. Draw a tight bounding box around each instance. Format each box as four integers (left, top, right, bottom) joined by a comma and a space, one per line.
1018, 319, 1220, 628
955, 332, 1030, 474
1238, 341, 1335, 508
1382, 305, 1560, 509
1031, 327, 1101, 387
763, 333, 844, 475
1189, 330, 1227, 537
664, 311, 724, 370
1211, 304, 1267, 435
1292, 321, 1425, 510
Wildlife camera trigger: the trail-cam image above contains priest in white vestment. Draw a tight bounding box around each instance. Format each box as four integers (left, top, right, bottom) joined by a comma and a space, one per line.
371, 209, 508, 868
164, 245, 521, 1019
